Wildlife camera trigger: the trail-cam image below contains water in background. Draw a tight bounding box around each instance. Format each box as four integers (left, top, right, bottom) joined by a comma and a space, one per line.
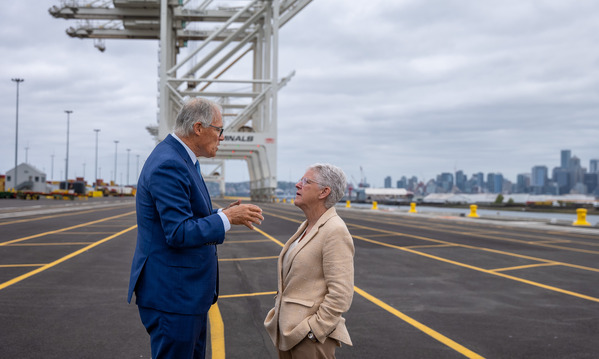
344, 203, 599, 226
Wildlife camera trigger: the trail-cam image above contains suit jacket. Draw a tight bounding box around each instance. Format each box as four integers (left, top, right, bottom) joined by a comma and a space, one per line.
264, 207, 355, 351
127, 134, 225, 315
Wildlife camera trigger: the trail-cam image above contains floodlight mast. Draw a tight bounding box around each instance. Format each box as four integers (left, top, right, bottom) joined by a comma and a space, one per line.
49, 0, 313, 202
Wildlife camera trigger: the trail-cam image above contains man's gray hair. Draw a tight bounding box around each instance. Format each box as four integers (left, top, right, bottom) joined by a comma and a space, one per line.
174, 98, 222, 137
309, 163, 347, 209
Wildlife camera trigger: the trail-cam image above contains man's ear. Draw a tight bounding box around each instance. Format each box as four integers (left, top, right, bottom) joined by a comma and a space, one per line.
193, 122, 203, 135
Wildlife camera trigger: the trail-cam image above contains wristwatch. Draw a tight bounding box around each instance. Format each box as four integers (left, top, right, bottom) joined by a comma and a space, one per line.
307, 331, 317, 342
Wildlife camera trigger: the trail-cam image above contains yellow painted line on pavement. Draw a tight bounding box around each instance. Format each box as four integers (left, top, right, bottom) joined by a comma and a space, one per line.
225, 239, 272, 243
6, 242, 94, 246
0, 264, 45, 268
0, 205, 133, 226
226, 229, 257, 234
405, 244, 458, 249
222, 196, 251, 201
358, 233, 395, 238
355, 234, 599, 303
490, 262, 560, 272
261, 211, 303, 224
534, 239, 570, 244
348, 213, 599, 254
0, 225, 137, 291
252, 225, 484, 358
206, 224, 284, 358
48, 232, 116, 235
0, 211, 136, 246
253, 226, 286, 247
219, 256, 278, 262
348, 222, 599, 273
354, 286, 485, 359
220, 291, 277, 299
208, 303, 225, 359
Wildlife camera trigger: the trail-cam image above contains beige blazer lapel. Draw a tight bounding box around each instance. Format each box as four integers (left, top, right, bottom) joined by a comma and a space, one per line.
281, 207, 339, 280
280, 221, 307, 282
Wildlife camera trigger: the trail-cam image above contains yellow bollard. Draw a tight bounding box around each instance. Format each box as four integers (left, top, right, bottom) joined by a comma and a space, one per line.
409, 202, 417, 213
282, 198, 286, 203
467, 204, 479, 218
371, 201, 378, 210
572, 208, 591, 226
290, 199, 294, 204
346, 200, 351, 208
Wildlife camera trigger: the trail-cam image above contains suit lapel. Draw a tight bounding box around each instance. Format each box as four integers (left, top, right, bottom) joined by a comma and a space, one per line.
164, 134, 213, 213
193, 161, 213, 213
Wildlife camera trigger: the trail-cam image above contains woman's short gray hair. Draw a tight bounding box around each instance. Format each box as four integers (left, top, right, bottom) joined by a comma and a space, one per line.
309, 163, 347, 209
174, 98, 222, 137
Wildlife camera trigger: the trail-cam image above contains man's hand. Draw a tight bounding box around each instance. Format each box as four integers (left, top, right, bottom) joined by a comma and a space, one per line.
223, 200, 264, 229
223, 199, 242, 211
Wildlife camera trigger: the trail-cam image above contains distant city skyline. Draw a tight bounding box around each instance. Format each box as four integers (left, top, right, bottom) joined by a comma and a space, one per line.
381, 150, 599, 197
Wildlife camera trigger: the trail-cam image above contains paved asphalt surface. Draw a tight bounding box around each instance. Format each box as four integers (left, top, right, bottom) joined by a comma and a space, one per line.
0, 197, 598, 358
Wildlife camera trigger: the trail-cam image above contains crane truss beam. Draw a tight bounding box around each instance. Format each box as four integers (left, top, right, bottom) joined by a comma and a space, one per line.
50, 0, 312, 201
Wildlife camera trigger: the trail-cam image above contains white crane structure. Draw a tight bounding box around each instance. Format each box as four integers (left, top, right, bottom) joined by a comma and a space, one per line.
49, 0, 312, 201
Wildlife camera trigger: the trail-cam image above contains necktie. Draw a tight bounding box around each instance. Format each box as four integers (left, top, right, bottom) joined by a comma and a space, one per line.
194, 161, 213, 213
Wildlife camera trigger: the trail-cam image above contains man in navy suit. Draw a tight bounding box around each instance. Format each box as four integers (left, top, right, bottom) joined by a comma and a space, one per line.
128, 97, 264, 359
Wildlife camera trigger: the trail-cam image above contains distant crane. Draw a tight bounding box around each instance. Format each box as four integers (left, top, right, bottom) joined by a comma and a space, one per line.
359, 166, 369, 188
348, 176, 358, 201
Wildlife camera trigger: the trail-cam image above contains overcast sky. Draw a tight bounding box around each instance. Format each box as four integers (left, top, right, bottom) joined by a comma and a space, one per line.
1, 1, 598, 188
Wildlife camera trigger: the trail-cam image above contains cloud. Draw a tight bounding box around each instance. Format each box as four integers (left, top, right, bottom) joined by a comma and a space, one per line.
1, 0, 598, 189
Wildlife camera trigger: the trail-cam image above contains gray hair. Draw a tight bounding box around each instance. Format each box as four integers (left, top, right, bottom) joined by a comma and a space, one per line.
173, 98, 222, 137
308, 163, 347, 209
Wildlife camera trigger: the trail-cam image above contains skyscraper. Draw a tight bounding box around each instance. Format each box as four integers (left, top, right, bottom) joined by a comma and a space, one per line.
494, 173, 504, 193
486, 173, 495, 193
561, 149, 571, 169
590, 159, 599, 173
531, 166, 548, 186
531, 165, 548, 194
396, 176, 407, 189
437, 172, 454, 192
584, 173, 598, 194
516, 173, 531, 193
486, 173, 503, 193
553, 167, 570, 194
455, 170, 467, 192
473, 172, 484, 189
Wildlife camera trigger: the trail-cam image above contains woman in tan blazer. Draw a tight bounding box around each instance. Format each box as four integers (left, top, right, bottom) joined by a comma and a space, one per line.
265, 163, 355, 358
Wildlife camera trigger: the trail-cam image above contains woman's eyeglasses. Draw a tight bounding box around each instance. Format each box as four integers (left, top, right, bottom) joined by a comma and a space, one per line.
298, 177, 321, 186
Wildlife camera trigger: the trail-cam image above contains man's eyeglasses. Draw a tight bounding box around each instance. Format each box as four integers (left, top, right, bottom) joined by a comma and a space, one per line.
209, 125, 224, 137
298, 177, 322, 187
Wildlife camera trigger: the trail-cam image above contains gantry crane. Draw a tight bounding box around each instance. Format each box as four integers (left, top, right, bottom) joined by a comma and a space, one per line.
49, 0, 312, 201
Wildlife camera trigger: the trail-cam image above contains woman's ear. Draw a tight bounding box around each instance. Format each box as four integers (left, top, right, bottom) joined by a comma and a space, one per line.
319, 187, 331, 200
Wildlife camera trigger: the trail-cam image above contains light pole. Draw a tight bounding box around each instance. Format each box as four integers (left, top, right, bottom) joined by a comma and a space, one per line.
126, 148, 131, 186
113, 140, 119, 184
94, 129, 100, 190
136, 154, 140, 184
64, 110, 73, 189
11, 78, 24, 190
51, 154, 55, 180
